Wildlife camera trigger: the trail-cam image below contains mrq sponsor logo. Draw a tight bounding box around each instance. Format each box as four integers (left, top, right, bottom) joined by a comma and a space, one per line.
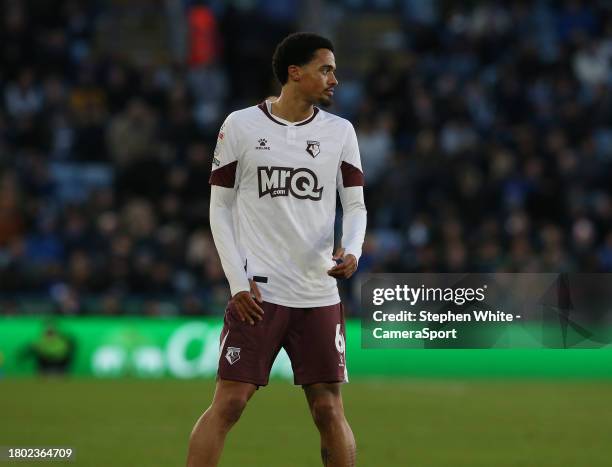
257, 166, 323, 200
91, 322, 292, 379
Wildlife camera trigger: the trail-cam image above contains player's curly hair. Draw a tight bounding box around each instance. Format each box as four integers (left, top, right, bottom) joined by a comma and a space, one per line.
272, 32, 335, 85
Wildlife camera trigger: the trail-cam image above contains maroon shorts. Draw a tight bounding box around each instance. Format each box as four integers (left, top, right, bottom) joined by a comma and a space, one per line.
217, 301, 347, 387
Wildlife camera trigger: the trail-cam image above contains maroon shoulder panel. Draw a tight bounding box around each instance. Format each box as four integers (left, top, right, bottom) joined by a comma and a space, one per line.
209, 161, 238, 187
341, 161, 364, 187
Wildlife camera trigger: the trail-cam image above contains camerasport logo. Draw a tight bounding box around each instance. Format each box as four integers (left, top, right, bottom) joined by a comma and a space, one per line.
258, 166, 323, 201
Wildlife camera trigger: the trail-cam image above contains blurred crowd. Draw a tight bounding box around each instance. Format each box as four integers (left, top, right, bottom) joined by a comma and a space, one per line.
1, 0, 612, 316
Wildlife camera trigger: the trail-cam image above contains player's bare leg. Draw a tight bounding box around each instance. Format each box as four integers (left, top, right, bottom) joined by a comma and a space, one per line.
304, 383, 356, 467
187, 379, 257, 467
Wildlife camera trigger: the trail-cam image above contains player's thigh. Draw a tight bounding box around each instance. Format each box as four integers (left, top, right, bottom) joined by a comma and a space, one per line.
218, 301, 288, 386
284, 303, 347, 385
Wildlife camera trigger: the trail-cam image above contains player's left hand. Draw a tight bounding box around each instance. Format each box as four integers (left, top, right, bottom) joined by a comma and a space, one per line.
327, 248, 358, 279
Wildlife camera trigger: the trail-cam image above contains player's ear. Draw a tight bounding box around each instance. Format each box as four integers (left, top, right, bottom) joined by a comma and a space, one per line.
287, 65, 301, 82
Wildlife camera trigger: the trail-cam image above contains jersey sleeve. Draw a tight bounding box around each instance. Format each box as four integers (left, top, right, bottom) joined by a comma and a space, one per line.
337, 122, 367, 262
209, 113, 250, 296
337, 122, 365, 189
209, 185, 250, 296
209, 113, 241, 188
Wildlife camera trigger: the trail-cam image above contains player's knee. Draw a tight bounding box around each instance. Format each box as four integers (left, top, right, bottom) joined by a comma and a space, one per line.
215, 395, 248, 427
310, 398, 343, 429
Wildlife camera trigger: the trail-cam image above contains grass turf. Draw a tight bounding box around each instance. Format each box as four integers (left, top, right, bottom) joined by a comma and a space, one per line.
1, 378, 611, 466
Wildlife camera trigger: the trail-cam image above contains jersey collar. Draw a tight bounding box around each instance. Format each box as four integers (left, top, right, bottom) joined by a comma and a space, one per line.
258, 100, 319, 127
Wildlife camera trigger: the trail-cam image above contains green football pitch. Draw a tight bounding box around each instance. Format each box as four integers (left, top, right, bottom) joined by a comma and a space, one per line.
1, 378, 611, 467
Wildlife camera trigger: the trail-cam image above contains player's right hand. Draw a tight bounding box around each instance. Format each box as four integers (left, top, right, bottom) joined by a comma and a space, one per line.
230, 280, 264, 325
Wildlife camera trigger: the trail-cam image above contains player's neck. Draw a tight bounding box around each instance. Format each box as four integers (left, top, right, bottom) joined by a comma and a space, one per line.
270, 90, 314, 123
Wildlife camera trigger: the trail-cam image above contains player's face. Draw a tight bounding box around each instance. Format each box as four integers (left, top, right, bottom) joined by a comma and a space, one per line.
298, 49, 338, 107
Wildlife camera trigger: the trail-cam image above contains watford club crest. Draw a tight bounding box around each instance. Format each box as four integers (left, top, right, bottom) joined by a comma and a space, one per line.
225, 346, 241, 365
306, 140, 320, 158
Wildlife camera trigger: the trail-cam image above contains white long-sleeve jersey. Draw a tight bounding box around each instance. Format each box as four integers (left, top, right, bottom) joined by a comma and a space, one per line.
209, 100, 367, 307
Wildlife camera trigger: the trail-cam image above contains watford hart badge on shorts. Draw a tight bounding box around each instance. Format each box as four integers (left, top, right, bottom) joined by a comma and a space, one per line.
225, 346, 241, 365
306, 140, 320, 158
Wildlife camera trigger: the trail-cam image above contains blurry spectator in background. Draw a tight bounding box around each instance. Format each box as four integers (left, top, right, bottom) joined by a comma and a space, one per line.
21, 321, 75, 375
107, 98, 158, 168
